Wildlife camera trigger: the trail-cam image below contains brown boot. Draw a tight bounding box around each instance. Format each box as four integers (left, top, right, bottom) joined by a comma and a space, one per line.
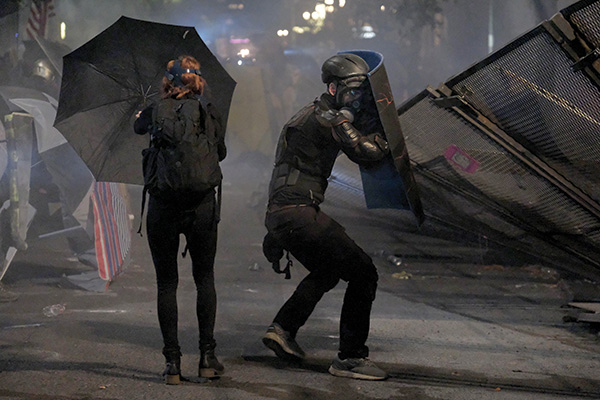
199, 344, 224, 378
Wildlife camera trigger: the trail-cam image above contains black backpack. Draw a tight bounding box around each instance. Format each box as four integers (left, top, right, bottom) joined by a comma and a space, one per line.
142, 95, 223, 195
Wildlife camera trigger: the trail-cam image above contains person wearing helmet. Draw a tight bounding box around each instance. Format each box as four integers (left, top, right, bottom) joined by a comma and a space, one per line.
261, 52, 389, 380
28, 58, 59, 98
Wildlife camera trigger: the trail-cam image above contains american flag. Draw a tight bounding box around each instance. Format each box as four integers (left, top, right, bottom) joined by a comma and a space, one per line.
25, 0, 56, 40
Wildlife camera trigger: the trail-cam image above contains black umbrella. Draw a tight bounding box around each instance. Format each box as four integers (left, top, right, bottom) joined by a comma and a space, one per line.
54, 16, 236, 185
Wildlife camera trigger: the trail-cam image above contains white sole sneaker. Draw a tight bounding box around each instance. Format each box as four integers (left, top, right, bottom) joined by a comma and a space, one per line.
328, 365, 387, 380
262, 331, 305, 360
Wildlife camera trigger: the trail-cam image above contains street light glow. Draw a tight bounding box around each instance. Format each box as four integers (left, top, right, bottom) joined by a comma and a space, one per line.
302, 11, 311, 20
315, 3, 326, 19
339, 0, 346, 7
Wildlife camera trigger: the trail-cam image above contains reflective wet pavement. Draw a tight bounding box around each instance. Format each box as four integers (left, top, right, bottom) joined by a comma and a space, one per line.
1, 158, 599, 400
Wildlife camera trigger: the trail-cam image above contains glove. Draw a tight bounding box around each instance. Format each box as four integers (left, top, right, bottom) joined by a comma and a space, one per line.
339, 107, 355, 123
371, 133, 390, 154
316, 107, 355, 127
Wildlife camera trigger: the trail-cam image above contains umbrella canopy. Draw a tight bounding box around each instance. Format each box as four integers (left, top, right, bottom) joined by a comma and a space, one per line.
0, 85, 94, 227
0, 86, 50, 179
0, 86, 48, 115
54, 16, 237, 185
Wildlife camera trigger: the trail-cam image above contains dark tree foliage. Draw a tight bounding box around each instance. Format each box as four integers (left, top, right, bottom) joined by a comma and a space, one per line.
1, 0, 23, 18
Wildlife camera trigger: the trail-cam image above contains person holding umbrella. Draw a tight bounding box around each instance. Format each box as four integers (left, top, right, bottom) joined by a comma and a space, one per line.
134, 55, 226, 384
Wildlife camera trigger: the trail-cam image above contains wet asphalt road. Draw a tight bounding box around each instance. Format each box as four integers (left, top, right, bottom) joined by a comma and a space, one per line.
1, 158, 599, 400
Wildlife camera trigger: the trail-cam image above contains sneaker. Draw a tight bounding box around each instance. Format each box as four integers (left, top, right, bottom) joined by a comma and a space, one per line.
328, 355, 388, 380
162, 359, 181, 385
262, 323, 306, 361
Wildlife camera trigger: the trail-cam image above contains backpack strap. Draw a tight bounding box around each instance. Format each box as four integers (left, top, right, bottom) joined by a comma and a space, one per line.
138, 131, 154, 236
180, 184, 221, 259
196, 94, 225, 141
195, 95, 224, 223
216, 181, 222, 223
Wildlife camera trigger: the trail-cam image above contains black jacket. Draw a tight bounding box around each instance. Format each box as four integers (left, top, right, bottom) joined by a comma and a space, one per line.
268, 93, 389, 206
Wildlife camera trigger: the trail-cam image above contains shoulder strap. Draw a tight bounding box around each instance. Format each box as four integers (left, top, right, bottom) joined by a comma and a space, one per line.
137, 186, 148, 236
150, 100, 165, 146
196, 95, 224, 140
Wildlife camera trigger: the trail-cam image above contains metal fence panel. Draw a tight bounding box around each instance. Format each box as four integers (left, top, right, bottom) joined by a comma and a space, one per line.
397, 0, 600, 268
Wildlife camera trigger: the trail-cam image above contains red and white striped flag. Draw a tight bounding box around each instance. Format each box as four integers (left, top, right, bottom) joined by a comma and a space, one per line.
25, 0, 56, 40
91, 182, 132, 284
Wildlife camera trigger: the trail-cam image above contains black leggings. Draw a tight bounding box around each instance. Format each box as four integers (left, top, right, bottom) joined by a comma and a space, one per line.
265, 205, 378, 359
146, 192, 218, 360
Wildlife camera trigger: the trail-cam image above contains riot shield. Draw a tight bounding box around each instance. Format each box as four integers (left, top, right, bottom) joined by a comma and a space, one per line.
340, 50, 424, 225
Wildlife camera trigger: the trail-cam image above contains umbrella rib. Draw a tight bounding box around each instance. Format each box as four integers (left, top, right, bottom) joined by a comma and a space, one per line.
72, 95, 144, 117
128, 46, 153, 103
93, 101, 141, 182
83, 61, 138, 92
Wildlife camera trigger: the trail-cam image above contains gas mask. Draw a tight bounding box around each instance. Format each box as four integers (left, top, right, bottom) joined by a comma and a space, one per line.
335, 77, 371, 113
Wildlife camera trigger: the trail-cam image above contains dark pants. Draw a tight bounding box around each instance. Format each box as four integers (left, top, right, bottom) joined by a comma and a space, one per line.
146, 191, 218, 361
265, 205, 378, 359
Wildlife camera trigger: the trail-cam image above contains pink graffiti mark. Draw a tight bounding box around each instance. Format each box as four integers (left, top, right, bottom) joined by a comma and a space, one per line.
444, 144, 480, 173
375, 82, 394, 110
376, 93, 394, 109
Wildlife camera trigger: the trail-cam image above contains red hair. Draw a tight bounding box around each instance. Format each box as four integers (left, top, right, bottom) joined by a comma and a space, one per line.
161, 55, 206, 99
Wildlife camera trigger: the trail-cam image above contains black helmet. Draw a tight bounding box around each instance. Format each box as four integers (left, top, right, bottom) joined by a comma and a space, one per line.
321, 53, 370, 110
33, 58, 55, 81
321, 53, 369, 85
